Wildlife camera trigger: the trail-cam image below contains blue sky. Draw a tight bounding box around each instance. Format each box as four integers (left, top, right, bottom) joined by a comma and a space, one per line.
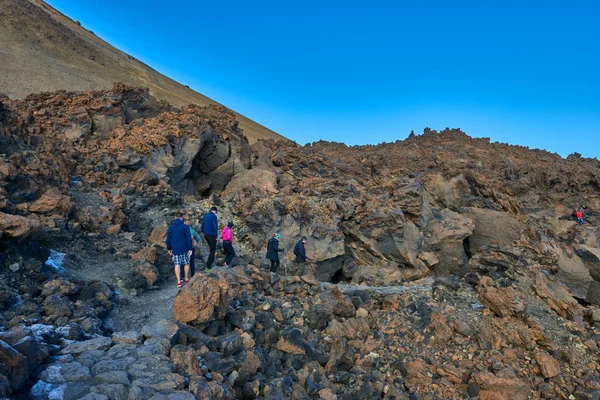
47, 0, 599, 158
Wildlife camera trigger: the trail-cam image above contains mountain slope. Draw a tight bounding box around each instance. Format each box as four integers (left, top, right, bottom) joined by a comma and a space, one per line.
0, 0, 286, 143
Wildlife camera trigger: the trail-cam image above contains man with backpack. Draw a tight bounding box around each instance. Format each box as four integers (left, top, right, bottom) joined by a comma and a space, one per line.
266, 233, 284, 272
201, 206, 218, 272
294, 236, 310, 276
166, 211, 193, 288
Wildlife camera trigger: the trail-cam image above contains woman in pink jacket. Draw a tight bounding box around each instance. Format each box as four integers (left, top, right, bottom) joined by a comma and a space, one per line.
221, 222, 236, 267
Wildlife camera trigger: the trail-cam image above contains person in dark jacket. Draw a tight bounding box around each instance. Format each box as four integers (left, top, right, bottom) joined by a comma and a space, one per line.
182, 216, 201, 278
201, 206, 218, 272
166, 211, 193, 288
221, 222, 236, 267
294, 236, 309, 276
266, 233, 284, 272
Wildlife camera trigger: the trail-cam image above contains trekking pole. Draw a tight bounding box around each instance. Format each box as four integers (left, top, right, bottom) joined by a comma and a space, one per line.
283, 252, 288, 276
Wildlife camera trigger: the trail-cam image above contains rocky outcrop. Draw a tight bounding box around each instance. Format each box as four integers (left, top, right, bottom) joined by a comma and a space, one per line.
3, 86, 600, 399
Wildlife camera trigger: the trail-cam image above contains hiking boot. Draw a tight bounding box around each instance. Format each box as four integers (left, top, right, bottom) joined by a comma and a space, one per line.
204, 268, 210, 273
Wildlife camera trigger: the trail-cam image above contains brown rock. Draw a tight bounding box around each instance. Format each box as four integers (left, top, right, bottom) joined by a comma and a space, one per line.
453, 319, 476, 337
0, 340, 28, 393
535, 351, 561, 378
131, 168, 159, 186
148, 226, 168, 248
404, 359, 431, 390
276, 328, 307, 355
479, 286, 526, 317
131, 247, 158, 264
429, 312, 454, 345
463, 207, 525, 253
173, 275, 228, 325
107, 224, 121, 235
29, 188, 73, 216
0, 212, 40, 239
318, 388, 337, 400
136, 262, 159, 286
473, 368, 530, 400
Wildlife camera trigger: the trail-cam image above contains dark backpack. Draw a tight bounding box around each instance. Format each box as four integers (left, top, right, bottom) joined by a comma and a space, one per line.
293, 244, 299, 256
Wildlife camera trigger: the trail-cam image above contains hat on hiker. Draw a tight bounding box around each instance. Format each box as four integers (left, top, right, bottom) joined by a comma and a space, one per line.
227, 221, 235, 228
273, 233, 280, 239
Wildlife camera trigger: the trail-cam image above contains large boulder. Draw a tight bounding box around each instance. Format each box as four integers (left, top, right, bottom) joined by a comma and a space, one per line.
0, 340, 28, 394
222, 167, 279, 198
424, 209, 474, 275
29, 188, 74, 216
553, 245, 593, 300
173, 274, 229, 325
463, 207, 524, 253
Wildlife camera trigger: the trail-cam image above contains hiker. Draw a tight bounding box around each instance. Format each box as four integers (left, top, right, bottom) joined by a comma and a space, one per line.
201, 206, 218, 272
294, 236, 310, 276
182, 216, 201, 277
166, 211, 193, 288
221, 222, 236, 267
576, 208, 584, 225
266, 233, 284, 273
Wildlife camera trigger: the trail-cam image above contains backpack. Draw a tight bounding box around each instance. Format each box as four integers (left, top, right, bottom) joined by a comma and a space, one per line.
293, 243, 299, 256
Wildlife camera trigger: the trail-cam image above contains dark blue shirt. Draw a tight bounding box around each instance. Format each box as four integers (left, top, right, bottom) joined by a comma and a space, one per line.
201, 212, 218, 236
165, 219, 193, 255
294, 241, 307, 263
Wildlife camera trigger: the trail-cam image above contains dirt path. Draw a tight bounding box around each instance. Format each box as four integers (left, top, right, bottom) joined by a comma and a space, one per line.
109, 282, 179, 332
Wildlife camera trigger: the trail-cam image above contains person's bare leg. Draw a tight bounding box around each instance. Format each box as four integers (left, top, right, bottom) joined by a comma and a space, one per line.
174, 264, 181, 284
184, 264, 190, 281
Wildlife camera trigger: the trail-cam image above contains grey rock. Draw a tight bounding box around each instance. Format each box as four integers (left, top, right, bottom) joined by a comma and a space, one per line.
112, 331, 144, 345
95, 370, 130, 386
40, 361, 91, 383
80, 393, 109, 400
90, 383, 127, 400
106, 344, 139, 359
61, 337, 112, 355
127, 357, 173, 380
131, 373, 186, 391
141, 320, 180, 345
91, 357, 136, 375
76, 350, 106, 368
137, 337, 172, 357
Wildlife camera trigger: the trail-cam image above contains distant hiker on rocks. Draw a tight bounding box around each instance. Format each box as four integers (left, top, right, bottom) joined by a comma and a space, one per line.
576, 208, 585, 225
201, 206, 218, 272
266, 233, 284, 273
221, 222, 236, 267
294, 236, 310, 276
183, 216, 201, 277
166, 211, 193, 288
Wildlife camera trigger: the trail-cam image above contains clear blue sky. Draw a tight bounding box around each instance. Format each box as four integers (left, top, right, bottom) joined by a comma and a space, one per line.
47, 0, 599, 158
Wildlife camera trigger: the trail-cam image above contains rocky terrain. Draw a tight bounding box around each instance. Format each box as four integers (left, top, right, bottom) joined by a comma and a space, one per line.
0, 0, 285, 143
1, 84, 600, 399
